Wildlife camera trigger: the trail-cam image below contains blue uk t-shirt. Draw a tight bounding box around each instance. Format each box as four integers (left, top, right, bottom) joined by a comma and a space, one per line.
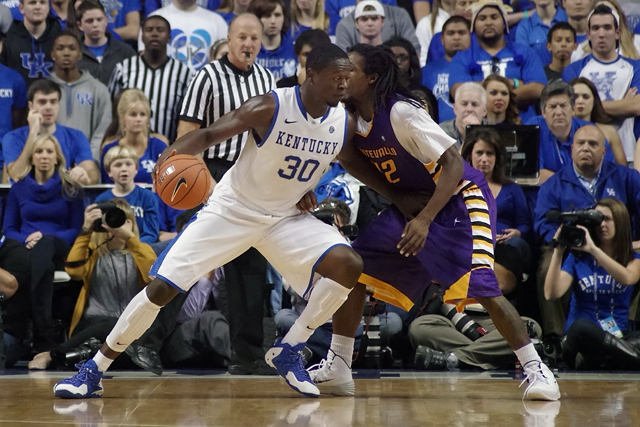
2, 125, 93, 168
0, 64, 27, 167
255, 34, 297, 81
448, 38, 547, 123
100, 136, 168, 184
421, 58, 455, 123
562, 252, 640, 334
515, 7, 567, 66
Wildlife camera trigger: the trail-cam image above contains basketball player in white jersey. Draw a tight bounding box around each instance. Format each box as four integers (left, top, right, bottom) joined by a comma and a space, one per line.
53, 44, 399, 399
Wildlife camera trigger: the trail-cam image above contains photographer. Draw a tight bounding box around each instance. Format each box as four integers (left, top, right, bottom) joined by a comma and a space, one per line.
534, 125, 640, 337
28, 199, 157, 370
545, 198, 640, 370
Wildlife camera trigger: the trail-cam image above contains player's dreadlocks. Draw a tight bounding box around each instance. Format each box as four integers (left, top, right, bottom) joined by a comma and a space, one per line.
346, 44, 423, 112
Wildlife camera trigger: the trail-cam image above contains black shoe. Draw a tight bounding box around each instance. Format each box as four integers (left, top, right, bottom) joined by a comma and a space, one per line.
124, 345, 163, 376
228, 358, 276, 375
414, 345, 458, 370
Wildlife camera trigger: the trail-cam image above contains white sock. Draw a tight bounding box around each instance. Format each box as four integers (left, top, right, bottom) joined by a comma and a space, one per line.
330, 334, 354, 368
92, 350, 113, 373
283, 277, 351, 346
514, 342, 541, 367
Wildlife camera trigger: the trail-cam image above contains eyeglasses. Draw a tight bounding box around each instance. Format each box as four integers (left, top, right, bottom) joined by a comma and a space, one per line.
491, 57, 501, 75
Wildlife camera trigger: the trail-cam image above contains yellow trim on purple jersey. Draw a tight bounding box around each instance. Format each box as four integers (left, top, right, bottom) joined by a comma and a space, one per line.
359, 273, 415, 311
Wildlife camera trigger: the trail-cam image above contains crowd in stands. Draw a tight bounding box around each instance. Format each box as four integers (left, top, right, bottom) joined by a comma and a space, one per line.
2, 0, 640, 375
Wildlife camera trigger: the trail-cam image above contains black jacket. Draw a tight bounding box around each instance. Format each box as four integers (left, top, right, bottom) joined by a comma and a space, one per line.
0, 16, 62, 85
79, 33, 136, 86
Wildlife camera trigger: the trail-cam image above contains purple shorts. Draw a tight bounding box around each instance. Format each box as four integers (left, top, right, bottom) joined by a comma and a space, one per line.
352, 182, 502, 311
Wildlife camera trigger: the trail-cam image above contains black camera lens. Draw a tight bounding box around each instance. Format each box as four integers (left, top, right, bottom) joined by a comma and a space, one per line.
103, 208, 127, 228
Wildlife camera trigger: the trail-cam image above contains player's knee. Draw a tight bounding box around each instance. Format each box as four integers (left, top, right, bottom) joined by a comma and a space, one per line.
339, 249, 363, 286
146, 278, 180, 306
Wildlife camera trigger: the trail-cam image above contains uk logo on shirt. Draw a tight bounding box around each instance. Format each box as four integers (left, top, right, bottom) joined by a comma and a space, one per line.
20, 53, 53, 79
589, 71, 618, 101
170, 29, 212, 70
76, 93, 94, 106
141, 159, 156, 173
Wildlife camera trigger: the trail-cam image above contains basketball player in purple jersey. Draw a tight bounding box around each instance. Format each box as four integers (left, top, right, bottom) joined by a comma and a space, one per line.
307, 44, 560, 401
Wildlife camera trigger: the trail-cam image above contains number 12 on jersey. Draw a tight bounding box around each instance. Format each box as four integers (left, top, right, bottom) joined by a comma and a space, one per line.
278, 155, 321, 182
375, 159, 400, 183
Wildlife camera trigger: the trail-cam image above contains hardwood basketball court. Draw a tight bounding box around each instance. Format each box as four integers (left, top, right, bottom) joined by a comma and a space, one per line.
1, 369, 639, 426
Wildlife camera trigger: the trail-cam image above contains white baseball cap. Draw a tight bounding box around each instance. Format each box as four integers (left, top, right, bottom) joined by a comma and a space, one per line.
355, 1, 385, 19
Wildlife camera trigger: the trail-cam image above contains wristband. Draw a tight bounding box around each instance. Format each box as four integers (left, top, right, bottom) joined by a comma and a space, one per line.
513, 78, 520, 89
523, 10, 528, 18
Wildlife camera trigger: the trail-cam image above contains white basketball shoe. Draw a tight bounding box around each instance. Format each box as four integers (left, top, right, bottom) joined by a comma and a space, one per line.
307, 350, 355, 396
520, 360, 561, 401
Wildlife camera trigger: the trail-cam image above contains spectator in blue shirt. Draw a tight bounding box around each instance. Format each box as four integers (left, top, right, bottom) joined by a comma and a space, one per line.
563, 0, 593, 55
2, 79, 98, 184
289, 0, 330, 40
96, 144, 159, 243
3, 133, 84, 353
277, 29, 331, 88
100, 89, 167, 184
462, 127, 531, 295
424, 0, 478, 66
98, 0, 141, 42
0, 48, 27, 181
422, 15, 470, 123
515, 0, 567, 66
251, 0, 296, 81
524, 81, 620, 184
449, 0, 547, 123
545, 197, 640, 371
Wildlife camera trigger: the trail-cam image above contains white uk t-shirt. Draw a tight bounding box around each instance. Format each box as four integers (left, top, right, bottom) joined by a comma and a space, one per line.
140, 4, 228, 71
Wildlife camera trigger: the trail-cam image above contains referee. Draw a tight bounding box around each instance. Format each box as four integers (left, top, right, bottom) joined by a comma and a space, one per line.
108, 16, 193, 142
177, 13, 276, 376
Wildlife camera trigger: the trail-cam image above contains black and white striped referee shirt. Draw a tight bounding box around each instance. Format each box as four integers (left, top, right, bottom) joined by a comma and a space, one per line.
179, 54, 275, 163
108, 56, 193, 142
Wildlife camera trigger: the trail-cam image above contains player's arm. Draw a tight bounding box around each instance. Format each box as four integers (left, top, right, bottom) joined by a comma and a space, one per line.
157, 94, 276, 166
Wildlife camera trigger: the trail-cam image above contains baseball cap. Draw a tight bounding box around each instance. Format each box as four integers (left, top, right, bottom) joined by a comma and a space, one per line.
355, 1, 385, 19
471, 0, 513, 34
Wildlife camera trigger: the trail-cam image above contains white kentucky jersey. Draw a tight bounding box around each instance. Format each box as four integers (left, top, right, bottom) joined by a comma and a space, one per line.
219, 86, 348, 217
578, 55, 640, 160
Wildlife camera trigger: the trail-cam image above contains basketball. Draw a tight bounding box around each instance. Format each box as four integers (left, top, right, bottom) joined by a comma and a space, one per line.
155, 154, 211, 210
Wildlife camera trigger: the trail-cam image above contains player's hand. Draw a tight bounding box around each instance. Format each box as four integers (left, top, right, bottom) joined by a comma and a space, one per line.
397, 215, 431, 256
496, 228, 520, 243
393, 191, 432, 220
296, 191, 318, 213
153, 149, 177, 186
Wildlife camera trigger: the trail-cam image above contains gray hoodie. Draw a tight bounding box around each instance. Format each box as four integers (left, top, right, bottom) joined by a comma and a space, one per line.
50, 71, 112, 162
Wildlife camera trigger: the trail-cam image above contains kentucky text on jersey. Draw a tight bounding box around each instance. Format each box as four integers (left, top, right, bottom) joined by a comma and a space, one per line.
577, 273, 626, 294
274, 131, 340, 155
358, 146, 398, 159
0, 89, 13, 98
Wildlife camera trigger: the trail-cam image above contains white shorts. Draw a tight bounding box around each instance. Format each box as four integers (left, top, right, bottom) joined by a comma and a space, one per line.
150, 185, 351, 298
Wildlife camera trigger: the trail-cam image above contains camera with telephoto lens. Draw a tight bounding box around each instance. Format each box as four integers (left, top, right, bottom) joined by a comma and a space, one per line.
545, 209, 604, 247
52, 337, 102, 368
92, 201, 127, 232
311, 202, 358, 239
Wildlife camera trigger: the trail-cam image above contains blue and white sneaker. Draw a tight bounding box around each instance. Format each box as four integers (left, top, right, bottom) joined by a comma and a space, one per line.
53, 360, 104, 399
265, 339, 320, 397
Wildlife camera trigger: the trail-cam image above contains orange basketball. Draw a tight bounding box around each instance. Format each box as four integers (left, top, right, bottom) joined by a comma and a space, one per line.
155, 154, 211, 210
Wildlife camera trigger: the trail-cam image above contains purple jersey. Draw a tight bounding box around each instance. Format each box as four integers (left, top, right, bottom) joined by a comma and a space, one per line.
353, 98, 487, 195
351, 98, 501, 310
